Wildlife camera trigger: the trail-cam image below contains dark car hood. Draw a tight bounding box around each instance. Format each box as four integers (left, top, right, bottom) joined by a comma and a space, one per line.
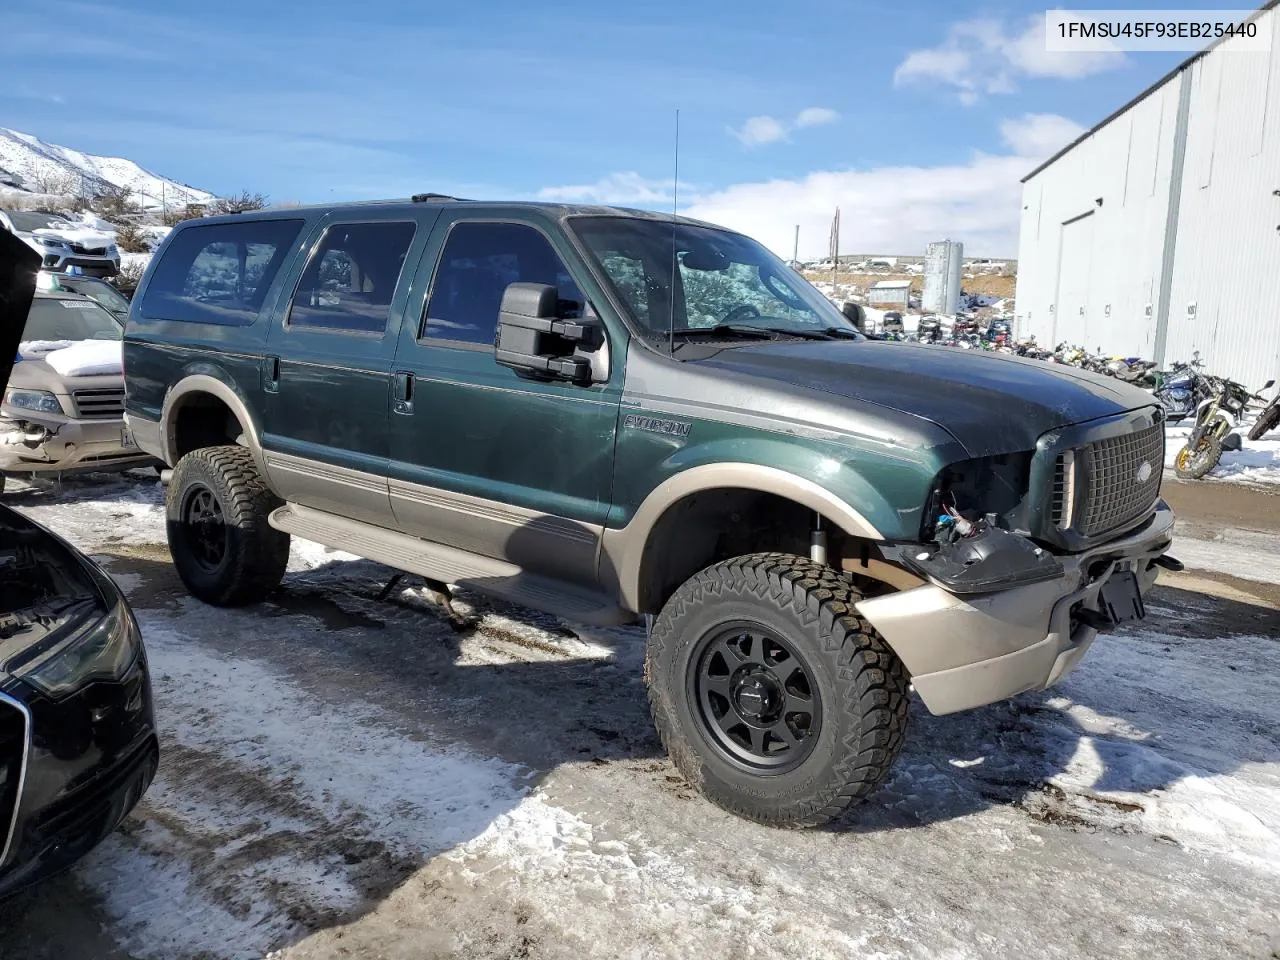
698, 340, 1158, 457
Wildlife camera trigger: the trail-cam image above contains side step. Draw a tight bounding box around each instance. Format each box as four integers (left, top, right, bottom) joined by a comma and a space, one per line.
269, 503, 636, 627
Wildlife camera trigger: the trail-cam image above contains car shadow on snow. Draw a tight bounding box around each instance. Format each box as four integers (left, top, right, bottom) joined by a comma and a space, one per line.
1, 527, 1276, 956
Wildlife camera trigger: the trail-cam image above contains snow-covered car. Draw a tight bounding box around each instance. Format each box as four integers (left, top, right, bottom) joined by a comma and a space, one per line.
1, 290, 158, 490
0, 210, 120, 278
0, 227, 158, 899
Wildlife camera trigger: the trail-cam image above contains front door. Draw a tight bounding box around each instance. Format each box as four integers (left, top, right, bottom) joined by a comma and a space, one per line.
388, 216, 622, 587
261, 211, 434, 525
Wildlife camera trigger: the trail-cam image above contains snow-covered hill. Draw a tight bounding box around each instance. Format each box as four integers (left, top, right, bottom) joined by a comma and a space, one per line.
0, 128, 214, 210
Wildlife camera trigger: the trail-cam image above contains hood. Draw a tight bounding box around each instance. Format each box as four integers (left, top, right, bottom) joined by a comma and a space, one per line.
698, 340, 1158, 458
1, 229, 40, 395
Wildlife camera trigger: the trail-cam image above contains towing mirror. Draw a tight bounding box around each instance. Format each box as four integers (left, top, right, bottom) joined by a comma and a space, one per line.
494, 282, 603, 384
840, 301, 866, 332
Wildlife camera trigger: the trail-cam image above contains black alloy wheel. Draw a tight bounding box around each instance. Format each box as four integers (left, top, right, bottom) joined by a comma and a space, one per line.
689, 622, 821, 772
182, 484, 228, 571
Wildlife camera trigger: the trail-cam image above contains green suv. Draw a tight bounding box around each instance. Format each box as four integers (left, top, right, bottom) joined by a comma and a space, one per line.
122, 198, 1177, 827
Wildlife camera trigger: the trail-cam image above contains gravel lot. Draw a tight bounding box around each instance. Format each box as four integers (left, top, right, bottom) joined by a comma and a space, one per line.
1, 471, 1277, 960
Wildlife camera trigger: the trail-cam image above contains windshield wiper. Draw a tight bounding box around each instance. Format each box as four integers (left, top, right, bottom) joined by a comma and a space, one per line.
668, 325, 783, 349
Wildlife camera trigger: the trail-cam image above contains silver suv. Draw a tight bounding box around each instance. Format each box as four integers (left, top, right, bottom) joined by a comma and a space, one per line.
0, 210, 121, 278
1, 290, 154, 491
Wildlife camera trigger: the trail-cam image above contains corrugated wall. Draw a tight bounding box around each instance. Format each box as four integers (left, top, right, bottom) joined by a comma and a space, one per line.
1015, 81, 1181, 355
1163, 8, 1280, 389
1017, 5, 1280, 389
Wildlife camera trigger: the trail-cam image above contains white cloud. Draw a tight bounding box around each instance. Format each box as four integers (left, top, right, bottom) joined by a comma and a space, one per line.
730, 115, 790, 147
695, 113, 1083, 257
794, 107, 840, 129
729, 107, 839, 146
895, 14, 1124, 101
999, 113, 1085, 160
539, 115, 1083, 259
535, 171, 690, 206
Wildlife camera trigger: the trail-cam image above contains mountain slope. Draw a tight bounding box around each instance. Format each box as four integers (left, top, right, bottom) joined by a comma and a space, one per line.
0, 128, 215, 209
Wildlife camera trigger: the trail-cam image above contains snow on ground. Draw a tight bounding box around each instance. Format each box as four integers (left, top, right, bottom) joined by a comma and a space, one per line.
1, 471, 1277, 959
1165, 421, 1280, 487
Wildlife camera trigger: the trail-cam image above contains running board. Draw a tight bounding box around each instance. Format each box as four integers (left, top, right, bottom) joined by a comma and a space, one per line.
269, 503, 636, 627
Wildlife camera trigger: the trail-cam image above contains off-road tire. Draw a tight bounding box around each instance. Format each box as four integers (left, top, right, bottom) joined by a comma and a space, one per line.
1247, 405, 1280, 442
166, 445, 290, 606
646, 553, 910, 828
1174, 434, 1223, 480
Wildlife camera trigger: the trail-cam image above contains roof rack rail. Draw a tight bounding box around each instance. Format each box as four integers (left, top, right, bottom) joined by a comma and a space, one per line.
411, 192, 457, 203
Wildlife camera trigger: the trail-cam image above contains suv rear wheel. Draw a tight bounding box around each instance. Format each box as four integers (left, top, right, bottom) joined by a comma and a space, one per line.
646, 553, 909, 828
166, 445, 290, 606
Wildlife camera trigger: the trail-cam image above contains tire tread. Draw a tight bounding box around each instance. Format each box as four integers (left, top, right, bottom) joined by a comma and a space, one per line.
646, 552, 910, 828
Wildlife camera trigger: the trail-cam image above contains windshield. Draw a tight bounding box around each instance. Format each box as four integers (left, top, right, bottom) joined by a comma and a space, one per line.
55, 277, 130, 316
570, 217, 859, 343
8, 212, 72, 233
21, 297, 123, 342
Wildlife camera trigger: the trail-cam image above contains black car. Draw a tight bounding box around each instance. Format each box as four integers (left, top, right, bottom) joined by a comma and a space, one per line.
0, 230, 157, 898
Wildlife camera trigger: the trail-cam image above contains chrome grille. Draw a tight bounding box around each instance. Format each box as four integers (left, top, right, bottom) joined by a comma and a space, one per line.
1050, 449, 1076, 528
71, 388, 125, 418
1076, 423, 1165, 537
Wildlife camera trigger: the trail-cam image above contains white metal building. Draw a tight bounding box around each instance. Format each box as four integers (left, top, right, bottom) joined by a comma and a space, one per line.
923, 240, 963, 315
1015, 1, 1280, 389
867, 279, 911, 307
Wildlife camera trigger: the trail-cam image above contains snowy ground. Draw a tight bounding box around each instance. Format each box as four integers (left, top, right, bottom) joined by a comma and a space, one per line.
0, 470, 1277, 960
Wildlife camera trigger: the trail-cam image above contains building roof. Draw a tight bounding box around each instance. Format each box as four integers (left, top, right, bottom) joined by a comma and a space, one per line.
1022, 0, 1279, 182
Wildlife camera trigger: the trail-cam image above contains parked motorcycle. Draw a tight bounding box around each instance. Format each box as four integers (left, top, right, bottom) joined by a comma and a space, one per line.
1103, 357, 1158, 383
1174, 376, 1276, 479
1247, 384, 1280, 441
1154, 354, 1214, 423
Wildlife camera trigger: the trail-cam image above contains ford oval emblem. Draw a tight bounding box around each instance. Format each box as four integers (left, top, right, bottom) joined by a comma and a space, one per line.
1136, 461, 1153, 484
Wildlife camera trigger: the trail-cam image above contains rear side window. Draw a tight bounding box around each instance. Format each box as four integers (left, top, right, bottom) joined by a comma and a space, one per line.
141, 219, 303, 326
287, 221, 417, 334
423, 222, 583, 345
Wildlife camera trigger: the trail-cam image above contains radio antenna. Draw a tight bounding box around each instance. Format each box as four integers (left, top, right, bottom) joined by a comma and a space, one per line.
668, 108, 679, 355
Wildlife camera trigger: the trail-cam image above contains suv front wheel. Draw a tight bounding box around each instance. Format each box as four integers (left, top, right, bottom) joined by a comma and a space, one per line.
646, 553, 909, 828
166, 445, 290, 606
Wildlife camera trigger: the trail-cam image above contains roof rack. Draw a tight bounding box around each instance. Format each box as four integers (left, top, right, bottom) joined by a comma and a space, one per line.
411, 192, 458, 203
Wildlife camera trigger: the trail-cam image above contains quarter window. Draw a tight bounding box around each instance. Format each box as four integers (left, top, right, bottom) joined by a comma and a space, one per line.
141, 219, 303, 326
423, 222, 584, 345
288, 221, 417, 334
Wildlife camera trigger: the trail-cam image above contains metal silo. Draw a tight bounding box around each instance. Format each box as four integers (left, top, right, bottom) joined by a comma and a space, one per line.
923, 240, 963, 315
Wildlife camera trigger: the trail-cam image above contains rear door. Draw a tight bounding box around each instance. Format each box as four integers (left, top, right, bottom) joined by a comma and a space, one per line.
386, 214, 622, 586
261, 209, 437, 525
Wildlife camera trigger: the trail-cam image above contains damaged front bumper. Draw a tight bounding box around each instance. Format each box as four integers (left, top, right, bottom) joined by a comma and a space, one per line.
855, 502, 1176, 716
0, 415, 156, 475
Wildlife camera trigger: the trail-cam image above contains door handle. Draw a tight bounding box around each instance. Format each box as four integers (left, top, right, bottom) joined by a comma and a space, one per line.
392, 371, 414, 415
262, 356, 280, 394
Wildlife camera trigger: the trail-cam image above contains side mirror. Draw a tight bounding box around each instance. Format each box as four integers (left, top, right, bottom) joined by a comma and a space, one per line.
1263, 379, 1276, 391
841, 301, 866, 332
494, 282, 602, 383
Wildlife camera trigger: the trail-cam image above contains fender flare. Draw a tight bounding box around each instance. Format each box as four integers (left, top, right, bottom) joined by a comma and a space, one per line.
599, 462, 883, 613
160, 374, 267, 475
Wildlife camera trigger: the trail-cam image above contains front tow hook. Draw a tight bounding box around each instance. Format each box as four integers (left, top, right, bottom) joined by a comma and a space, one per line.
1152, 555, 1185, 573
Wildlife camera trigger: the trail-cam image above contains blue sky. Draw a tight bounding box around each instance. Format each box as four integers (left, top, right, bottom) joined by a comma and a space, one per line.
4, 0, 1200, 256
